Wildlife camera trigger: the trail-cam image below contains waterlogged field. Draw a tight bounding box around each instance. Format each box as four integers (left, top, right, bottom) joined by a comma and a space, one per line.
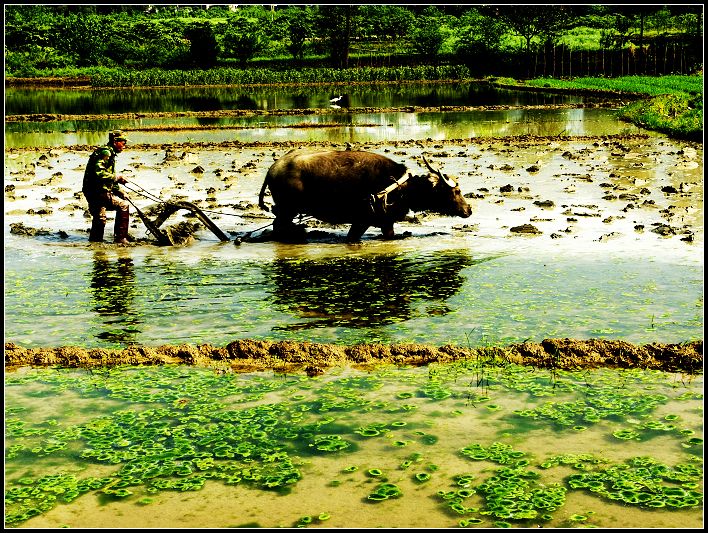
4, 363, 703, 528
4, 82, 704, 529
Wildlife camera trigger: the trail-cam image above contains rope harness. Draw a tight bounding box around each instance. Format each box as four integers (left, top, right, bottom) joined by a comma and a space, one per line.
370, 174, 411, 217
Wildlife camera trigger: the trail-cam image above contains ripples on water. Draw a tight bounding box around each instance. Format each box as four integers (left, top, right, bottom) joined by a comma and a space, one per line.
3, 246, 702, 349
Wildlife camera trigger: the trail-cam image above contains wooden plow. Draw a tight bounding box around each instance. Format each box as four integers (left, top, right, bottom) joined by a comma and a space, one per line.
129, 198, 230, 246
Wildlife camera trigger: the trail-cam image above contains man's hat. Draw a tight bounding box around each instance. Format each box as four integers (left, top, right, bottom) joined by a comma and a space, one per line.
109, 130, 129, 143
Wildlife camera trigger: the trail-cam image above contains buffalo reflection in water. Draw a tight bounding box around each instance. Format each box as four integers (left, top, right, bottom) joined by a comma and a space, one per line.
90, 250, 141, 343
263, 250, 482, 330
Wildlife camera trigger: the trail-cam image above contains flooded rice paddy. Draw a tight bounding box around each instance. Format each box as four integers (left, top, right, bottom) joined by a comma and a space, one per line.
4, 82, 703, 528
4, 135, 703, 349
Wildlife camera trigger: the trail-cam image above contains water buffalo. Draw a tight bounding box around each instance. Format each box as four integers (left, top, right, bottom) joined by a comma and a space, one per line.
258, 149, 472, 242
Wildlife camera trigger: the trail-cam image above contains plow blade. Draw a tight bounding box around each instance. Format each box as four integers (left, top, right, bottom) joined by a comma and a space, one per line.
135, 200, 230, 246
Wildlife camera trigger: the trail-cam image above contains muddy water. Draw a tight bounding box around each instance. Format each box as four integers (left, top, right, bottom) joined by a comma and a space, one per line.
4, 135, 703, 349
4, 107, 647, 149
4, 83, 704, 530
3, 83, 602, 116
4, 81, 645, 149
5, 364, 703, 528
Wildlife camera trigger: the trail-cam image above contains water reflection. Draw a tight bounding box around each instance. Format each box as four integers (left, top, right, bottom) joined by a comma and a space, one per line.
5, 83, 597, 116
262, 250, 481, 330
4, 81, 639, 148
90, 250, 141, 343
4, 107, 641, 149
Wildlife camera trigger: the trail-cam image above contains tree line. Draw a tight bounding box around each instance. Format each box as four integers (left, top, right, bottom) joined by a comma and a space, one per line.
4, 4, 703, 78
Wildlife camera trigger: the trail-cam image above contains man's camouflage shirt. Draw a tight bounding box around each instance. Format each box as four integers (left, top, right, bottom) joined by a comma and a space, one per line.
83, 145, 119, 195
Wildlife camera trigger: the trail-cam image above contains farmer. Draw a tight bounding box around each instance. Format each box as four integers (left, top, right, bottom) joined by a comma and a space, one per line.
82, 130, 131, 244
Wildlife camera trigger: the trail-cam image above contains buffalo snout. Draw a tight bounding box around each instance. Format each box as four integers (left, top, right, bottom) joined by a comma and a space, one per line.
451, 189, 473, 218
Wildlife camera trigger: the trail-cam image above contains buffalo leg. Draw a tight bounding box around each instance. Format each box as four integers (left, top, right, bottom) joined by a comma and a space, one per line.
346, 223, 369, 242
381, 222, 395, 239
272, 206, 306, 241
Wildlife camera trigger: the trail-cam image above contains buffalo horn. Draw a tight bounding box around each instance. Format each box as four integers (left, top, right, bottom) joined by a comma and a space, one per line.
422, 155, 457, 188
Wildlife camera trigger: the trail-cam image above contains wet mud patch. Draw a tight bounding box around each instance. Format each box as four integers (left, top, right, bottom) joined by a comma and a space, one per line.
5, 338, 702, 375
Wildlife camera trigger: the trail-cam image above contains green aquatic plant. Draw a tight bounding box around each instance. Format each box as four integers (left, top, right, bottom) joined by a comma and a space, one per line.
367, 483, 402, 502
311, 434, 351, 452
460, 442, 525, 465
5, 362, 703, 527
682, 437, 702, 448
612, 429, 641, 440
459, 517, 484, 526
459, 443, 572, 524
565, 456, 703, 510
296, 515, 313, 526
420, 383, 453, 401
355, 427, 381, 437
455, 474, 476, 487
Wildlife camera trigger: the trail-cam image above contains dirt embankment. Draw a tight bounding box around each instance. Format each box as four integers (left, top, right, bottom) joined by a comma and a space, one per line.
4, 338, 702, 376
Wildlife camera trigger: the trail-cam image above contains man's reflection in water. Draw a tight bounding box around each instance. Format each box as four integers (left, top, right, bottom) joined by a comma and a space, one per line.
91, 249, 140, 343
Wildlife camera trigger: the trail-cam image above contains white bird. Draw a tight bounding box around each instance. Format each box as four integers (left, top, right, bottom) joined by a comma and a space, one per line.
329, 95, 342, 104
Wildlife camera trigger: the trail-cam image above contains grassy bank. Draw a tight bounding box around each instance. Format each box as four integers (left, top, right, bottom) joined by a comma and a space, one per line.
522, 74, 703, 142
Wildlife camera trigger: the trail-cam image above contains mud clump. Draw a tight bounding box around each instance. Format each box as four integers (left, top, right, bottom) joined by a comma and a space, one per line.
4, 338, 702, 375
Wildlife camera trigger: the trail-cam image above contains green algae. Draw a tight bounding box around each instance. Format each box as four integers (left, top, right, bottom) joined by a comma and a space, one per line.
4, 363, 703, 528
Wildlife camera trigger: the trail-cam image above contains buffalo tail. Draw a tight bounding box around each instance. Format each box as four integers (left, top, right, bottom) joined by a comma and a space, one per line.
258, 176, 270, 212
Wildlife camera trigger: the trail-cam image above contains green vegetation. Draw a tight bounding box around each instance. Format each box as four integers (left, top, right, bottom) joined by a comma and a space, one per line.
526, 74, 703, 96
5, 5, 702, 78
88, 65, 474, 87
521, 74, 703, 141
5, 363, 702, 527
618, 94, 702, 141
4, 5, 702, 140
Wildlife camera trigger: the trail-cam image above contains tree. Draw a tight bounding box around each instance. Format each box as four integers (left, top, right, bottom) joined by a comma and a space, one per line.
610, 6, 664, 71
55, 13, 111, 67
407, 6, 447, 60
4, 5, 57, 49
283, 7, 315, 61
485, 5, 574, 76
184, 22, 219, 68
222, 16, 266, 66
315, 5, 361, 68
361, 5, 414, 41
454, 7, 508, 62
